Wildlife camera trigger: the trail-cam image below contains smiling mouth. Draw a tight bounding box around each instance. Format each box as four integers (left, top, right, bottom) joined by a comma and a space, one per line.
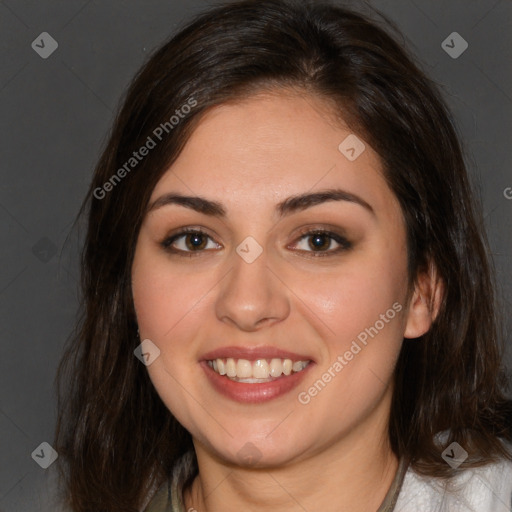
206, 357, 312, 383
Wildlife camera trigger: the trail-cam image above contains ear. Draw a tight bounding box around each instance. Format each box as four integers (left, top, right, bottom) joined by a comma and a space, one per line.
403, 261, 444, 339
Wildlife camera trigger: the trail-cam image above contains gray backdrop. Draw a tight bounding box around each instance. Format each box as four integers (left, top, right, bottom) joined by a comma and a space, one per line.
1, 0, 511, 510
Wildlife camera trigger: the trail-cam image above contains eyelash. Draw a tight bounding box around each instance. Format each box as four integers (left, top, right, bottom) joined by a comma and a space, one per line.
160, 227, 352, 258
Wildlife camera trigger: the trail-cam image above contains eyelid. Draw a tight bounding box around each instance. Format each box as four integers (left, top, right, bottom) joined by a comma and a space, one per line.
162, 224, 219, 241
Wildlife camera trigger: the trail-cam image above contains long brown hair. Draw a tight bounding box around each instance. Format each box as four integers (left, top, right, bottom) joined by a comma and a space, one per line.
54, 0, 512, 509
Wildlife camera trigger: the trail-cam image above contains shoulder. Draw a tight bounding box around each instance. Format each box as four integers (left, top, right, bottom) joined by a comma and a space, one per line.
395, 455, 512, 512
141, 479, 169, 512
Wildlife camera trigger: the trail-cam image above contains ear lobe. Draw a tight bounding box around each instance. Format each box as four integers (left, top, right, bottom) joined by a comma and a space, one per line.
404, 262, 444, 339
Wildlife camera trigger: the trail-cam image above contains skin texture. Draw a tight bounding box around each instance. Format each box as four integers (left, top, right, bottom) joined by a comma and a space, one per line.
131, 90, 439, 512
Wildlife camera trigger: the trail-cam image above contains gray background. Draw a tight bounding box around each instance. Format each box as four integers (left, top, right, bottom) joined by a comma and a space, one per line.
0, 0, 511, 510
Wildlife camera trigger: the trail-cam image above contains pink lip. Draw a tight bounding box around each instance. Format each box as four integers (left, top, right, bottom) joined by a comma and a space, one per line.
200, 345, 314, 362
200, 359, 315, 404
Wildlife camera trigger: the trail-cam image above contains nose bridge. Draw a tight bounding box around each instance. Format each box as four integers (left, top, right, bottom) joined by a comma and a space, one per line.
214, 242, 290, 330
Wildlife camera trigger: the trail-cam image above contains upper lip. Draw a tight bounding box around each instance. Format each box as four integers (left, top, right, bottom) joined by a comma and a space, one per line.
201, 345, 315, 362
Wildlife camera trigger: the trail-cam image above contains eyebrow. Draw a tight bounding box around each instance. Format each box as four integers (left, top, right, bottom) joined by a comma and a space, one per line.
147, 188, 375, 218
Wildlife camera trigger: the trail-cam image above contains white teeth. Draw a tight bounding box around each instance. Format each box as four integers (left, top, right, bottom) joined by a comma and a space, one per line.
269, 358, 282, 377
207, 357, 310, 380
217, 359, 226, 375
292, 361, 306, 372
253, 359, 270, 379
226, 358, 237, 377
236, 359, 252, 378
270, 359, 283, 377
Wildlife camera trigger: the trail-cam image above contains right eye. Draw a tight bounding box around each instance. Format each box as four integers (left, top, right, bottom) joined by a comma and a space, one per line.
161, 229, 222, 256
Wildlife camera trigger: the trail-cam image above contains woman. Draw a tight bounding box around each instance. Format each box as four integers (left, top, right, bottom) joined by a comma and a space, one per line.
54, 0, 512, 510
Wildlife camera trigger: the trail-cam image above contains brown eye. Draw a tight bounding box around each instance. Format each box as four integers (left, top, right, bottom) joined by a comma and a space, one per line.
292, 230, 352, 256
161, 229, 221, 254
183, 232, 208, 250
308, 233, 332, 251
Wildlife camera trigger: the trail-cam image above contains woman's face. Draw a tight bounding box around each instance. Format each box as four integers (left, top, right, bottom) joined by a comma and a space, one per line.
132, 90, 418, 467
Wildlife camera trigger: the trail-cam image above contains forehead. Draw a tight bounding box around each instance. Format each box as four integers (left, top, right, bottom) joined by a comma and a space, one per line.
149, 90, 401, 222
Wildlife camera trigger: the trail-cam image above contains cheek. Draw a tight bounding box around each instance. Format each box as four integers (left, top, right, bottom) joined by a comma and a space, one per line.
297, 254, 407, 348
292, 248, 408, 416
132, 247, 210, 344
131, 247, 210, 425
292, 266, 406, 427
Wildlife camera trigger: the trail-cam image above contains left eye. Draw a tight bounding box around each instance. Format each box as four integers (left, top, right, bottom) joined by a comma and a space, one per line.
292, 231, 351, 254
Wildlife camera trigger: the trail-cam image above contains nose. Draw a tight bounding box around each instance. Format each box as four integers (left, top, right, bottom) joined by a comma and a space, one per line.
214, 246, 291, 332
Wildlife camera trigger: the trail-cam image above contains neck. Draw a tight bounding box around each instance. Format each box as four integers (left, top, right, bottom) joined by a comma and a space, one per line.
184, 402, 399, 512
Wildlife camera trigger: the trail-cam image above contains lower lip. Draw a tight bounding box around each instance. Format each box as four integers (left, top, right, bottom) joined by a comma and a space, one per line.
201, 361, 315, 403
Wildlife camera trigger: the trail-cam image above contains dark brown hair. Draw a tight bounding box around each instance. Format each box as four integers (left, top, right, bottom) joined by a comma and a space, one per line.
54, 0, 512, 510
